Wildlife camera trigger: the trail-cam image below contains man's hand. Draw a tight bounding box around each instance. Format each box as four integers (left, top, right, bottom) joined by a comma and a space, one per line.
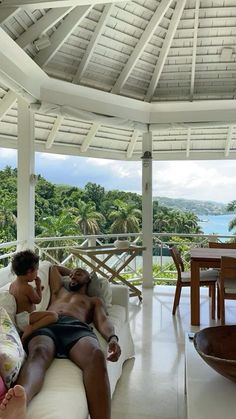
107, 339, 121, 362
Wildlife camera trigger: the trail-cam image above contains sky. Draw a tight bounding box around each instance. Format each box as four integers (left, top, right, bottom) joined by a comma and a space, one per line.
0, 147, 236, 204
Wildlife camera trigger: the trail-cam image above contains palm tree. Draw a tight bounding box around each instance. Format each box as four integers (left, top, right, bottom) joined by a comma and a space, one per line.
109, 200, 141, 233
0, 195, 17, 241
153, 209, 170, 233
37, 211, 78, 261
73, 201, 105, 235
227, 201, 236, 233
179, 212, 202, 234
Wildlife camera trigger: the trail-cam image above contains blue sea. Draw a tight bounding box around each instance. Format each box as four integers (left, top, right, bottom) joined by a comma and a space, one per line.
198, 214, 236, 236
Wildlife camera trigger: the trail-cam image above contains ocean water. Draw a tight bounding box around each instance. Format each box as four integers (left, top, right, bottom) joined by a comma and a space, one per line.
198, 213, 236, 236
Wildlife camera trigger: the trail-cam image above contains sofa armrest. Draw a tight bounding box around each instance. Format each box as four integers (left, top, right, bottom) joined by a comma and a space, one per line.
111, 284, 129, 321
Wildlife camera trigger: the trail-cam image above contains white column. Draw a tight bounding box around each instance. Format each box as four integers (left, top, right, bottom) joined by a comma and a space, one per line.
17, 98, 35, 250
142, 131, 153, 288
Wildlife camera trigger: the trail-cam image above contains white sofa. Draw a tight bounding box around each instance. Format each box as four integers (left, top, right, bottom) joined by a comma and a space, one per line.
0, 261, 135, 419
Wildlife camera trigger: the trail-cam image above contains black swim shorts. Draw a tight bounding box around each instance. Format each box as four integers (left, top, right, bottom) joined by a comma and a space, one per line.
24, 315, 98, 358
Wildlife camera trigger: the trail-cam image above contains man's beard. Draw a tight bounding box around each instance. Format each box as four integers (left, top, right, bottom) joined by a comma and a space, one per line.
69, 282, 83, 292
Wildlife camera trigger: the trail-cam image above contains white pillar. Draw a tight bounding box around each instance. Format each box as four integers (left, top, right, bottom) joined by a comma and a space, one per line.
142, 131, 153, 288
17, 98, 35, 250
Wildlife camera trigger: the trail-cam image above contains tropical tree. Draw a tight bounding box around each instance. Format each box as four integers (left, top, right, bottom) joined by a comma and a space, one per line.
37, 210, 78, 261
178, 211, 202, 234
0, 195, 17, 241
73, 201, 105, 235
153, 206, 171, 233
153, 204, 202, 235
84, 182, 105, 211
109, 199, 141, 233
227, 201, 236, 212
227, 201, 236, 233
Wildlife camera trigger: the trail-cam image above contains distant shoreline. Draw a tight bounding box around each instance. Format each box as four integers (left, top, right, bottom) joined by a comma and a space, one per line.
198, 213, 235, 236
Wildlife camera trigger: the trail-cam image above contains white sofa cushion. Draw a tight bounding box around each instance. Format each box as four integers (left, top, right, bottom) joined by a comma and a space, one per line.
36, 261, 52, 311
88, 272, 112, 308
0, 265, 15, 288
0, 307, 26, 388
0, 290, 16, 323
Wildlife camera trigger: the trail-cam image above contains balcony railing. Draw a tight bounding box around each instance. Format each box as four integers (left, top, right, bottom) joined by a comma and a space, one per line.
0, 233, 235, 286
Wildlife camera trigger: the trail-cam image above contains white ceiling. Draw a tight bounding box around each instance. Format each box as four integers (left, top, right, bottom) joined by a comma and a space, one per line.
0, 0, 236, 161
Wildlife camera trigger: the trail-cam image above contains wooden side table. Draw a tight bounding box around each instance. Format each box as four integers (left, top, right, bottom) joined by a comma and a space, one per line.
70, 245, 145, 301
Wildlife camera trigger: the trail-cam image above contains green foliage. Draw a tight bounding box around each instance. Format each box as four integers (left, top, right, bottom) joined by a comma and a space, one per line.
109, 199, 141, 234
84, 182, 105, 211
0, 165, 227, 245
71, 200, 105, 235
153, 206, 202, 235
227, 200, 236, 233
0, 167, 17, 241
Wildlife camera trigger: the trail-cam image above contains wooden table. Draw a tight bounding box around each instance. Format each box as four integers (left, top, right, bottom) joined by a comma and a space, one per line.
190, 248, 236, 325
185, 333, 236, 419
71, 245, 145, 301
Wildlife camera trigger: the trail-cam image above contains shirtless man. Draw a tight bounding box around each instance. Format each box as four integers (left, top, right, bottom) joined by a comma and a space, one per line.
0, 263, 121, 419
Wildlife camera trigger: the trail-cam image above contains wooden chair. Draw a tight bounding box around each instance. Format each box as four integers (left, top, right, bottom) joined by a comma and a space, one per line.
170, 246, 218, 318
209, 242, 236, 249
218, 256, 236, 325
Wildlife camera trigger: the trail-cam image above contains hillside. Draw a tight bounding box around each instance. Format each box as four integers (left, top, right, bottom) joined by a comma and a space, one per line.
153, 196, 227, 215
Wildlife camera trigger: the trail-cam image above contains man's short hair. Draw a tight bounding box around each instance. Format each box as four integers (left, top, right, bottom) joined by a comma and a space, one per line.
11, 250, 39, 276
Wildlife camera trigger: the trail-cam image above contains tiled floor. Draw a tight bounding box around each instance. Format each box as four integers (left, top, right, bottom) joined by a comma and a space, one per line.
111, 285, 236, 419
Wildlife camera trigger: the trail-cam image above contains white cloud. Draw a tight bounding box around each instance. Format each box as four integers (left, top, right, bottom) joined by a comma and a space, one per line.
88, 157, 141, 179
87, 157, 111, 167
39, 153, 69, 161
0, 148, 16, 158
153, 161, 236, 203
1, 147, 236, 204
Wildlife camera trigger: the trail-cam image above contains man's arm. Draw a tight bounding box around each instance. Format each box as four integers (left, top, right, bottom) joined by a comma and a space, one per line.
92, 298, 121, 362
49, 265, 65, 298
53, 264, 72, 277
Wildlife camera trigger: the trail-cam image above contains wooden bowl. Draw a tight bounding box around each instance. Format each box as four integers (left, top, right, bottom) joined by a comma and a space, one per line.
193, 326, 236, 382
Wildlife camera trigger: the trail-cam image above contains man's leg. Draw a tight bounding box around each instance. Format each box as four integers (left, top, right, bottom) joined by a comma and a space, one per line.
69, 337, 111, 419
17, 335, 55, 403
0, 385, 26, 419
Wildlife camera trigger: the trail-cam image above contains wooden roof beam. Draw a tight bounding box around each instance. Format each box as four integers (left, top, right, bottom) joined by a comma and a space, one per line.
34, 5, 92, 67
111, 0, 173, 95
81, 122, 100, 152
186, 127, 191, 158
0, 7, 19, 24
225, 125, 233, 157
0, 0, 125, 8
0, 27, 48, 100
145, 0, 186, 102
190, 0, 200, 101
45, 115, 64, 149
73, 3, 113, 84
127, 130, 139, 158
0, 90, 17, 120
16, 7, 73, 49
